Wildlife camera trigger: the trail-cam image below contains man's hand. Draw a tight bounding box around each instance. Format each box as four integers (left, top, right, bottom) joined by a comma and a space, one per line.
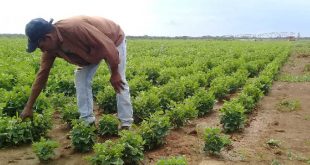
20, 107, 33, 120
110, 72, 125, 93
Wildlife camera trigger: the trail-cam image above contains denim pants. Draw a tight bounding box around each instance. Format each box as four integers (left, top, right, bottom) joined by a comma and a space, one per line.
74, 38, 133, 126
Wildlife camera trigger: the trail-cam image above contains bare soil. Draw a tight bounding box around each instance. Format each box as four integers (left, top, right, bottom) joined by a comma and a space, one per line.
0, 50, 309, 165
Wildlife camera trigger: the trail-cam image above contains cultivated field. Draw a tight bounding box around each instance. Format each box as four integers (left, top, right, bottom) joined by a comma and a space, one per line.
0, 37, 309, 165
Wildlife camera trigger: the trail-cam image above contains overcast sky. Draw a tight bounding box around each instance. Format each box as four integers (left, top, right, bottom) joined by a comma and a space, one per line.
1, 0, 309, 37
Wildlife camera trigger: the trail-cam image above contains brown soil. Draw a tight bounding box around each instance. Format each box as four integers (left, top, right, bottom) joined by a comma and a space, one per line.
1, 51, 309, 165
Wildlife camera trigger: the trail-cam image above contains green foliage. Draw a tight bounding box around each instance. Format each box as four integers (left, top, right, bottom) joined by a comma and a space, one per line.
0, 116, 32, 146
1, 86, 51, 117
159, 80, 186, 109
0, 73, 17, 90
119, 130, 145, 164
0, 111, 53, 148
47, 74, 75, 96
209, 76, 229, 100
96, 85, 117, 114
191, 89, 215, 117
49, 93, 75, 108
203, 127, 231, 154
31, 112, 53, 140
133, 89, 162, 123
241, 84, 263, 103
86, 140, 125, 165
168, 99, 198, 128
1, 86, 30, 117
98, 114, 119, 136
235, 94, 255, 114
220, 101, 246, 133
144, 65, 161, 85
138, 111, 171, 150
156, 155, 188, 165
60, 102, 80, 124
277, 99, 301, 112
205, 67, 225, 87
32, 137, 59, 161
70, 120, 96, 152
128, 75, 152, 98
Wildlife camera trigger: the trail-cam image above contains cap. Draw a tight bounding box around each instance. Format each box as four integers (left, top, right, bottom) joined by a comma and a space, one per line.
25, 18, 54, 53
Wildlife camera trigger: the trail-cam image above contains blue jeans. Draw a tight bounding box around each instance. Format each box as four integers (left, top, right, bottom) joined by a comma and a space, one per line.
74, 38, 133, 126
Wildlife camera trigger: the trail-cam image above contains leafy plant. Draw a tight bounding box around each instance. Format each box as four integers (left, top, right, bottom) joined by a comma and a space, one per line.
32, 137, 59, 161
138, 111, 171, 150
209, 76, 229, 100
132, 89, 162, 123
0, 111, 53, 148
128, 75, 152, 98
277, 99, 301, 112
235, 94, 255, 114
1, 86, 51, 117
191, 89, 215, 117
98, 114, 119, 136
86, 140, 125, 165
96, 85, 117, 114
203, 127, 231, 154
220, 101, 246, 133
168, 99, 198, 128
31, 112, 53, 140
60, 102, 80, 125
119, 130, 144, 164
241, 84, 263, 103
70, 120, 96, 152
156, 155, 188, 165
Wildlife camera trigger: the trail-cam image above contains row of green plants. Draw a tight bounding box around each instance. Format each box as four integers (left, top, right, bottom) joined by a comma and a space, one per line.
220, 46, 291, 132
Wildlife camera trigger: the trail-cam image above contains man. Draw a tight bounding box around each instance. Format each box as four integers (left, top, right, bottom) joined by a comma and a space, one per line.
21, 16, 133, 129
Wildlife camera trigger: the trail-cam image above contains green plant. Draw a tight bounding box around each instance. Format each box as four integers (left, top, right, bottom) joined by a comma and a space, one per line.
98, 114, 119, 136
60, 102, 79, 124
119, 130, 144, 164
191, 89, 215, 117
209, 76, 229, 100
168, 99, 198, 128
220, 101, 246, 133
236, 94, 255, 113
70, 120, 96, 152
31, 112, 53, 140
0, 112, 53, 148
1, 86, 51, 117
159, 80, 186, 108
241, 84, 263, 103
128, 75, 152, 98
132, 89, 162, 123
32, 137, 59, 161
138, 111, 171, 150
96, 85, 117, 114
156, 155, 188, 165
203, 127, 231, 154
86, 140, 125, 165
277, 99, 301, 112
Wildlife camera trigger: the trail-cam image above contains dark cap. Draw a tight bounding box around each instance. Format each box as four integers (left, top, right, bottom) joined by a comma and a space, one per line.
25, 18, 54, 53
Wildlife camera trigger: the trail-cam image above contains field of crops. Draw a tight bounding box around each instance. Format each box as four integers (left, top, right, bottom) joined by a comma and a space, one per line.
0, 37, 292, 164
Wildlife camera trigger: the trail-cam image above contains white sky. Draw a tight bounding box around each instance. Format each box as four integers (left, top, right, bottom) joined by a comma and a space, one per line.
1, 0, 310, 37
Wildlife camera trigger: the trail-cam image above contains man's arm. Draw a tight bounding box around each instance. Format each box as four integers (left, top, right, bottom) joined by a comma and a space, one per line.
20, 52, 56, 119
